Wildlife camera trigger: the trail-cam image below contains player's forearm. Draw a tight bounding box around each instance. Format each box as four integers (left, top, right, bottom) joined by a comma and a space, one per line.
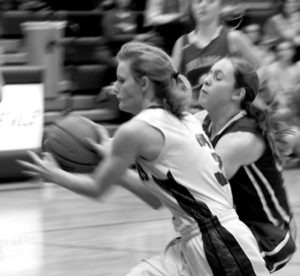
51, 168, 102, 199
120, 169, 163, 209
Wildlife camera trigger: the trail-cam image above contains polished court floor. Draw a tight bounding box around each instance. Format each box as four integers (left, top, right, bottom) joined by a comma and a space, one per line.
0, 168, 300, 276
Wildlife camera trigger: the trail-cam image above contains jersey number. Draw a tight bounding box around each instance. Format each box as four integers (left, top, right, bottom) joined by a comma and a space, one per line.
196, 134, 228, 186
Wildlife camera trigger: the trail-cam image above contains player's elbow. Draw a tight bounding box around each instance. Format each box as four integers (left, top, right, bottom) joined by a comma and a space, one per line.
87, 177, 111, 199
148, 198, 163, 209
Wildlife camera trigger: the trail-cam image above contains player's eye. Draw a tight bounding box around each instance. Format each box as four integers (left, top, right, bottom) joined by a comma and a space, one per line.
213, 71, 223, 81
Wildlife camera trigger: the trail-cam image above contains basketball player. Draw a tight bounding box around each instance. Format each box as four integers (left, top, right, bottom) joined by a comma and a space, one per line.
20, 42, 269, 275
196, 56, 296, 272
172, 0, 261, 112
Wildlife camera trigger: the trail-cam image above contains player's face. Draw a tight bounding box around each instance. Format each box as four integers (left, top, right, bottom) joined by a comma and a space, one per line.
244, 24, 261, 44
284, 0, 299, 15
199, 58, 236, 112
276, 41, 295, 62
115, 60, 144, 114
191, 0, 222, 23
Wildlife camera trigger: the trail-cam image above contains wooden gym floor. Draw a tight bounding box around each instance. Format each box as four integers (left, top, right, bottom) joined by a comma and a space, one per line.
0, 168, 299, 276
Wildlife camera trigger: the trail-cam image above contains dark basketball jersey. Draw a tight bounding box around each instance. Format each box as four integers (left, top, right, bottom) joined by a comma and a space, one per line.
203, 113, 296, 272
179, 27, 230, 90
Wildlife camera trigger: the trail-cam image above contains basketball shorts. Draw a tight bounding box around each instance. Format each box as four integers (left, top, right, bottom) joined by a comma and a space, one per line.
126, 215, 269, 275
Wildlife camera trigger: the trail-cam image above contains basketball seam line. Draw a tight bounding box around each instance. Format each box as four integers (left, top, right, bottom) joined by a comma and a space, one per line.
52, 120, 98, 154
46, 142, 97, 166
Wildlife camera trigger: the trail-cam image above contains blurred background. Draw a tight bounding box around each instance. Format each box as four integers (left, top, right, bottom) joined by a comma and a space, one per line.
0, 0, 299, 275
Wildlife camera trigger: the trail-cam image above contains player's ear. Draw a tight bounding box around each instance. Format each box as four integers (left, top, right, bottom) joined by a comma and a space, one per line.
232, 87, 246, 102
140, 76, 150, 93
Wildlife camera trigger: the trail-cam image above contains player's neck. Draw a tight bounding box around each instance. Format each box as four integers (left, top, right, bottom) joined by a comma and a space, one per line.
195, 21, 222, 38
209, 108, 242, 138
144, 99, 163, 110
193, 23, 222, 48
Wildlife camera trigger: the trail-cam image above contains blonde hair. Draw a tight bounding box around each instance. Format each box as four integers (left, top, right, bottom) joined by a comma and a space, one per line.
116, 41, 192, 119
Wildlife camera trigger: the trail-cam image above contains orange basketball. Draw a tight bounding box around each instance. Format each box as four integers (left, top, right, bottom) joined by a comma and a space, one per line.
43, 115, 103, 173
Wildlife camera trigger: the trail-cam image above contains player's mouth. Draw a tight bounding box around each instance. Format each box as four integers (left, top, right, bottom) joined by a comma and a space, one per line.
200, 88, 208, 95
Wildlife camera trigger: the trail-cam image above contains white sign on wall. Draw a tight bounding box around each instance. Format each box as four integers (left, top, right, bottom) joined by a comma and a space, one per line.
0, 84, 44, 151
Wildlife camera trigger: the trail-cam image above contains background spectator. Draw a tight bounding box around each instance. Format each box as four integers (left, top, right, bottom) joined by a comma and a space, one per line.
263, 0, 300, 62
172, 0, 260, 113
267, 39, 300, 113
101, 0, 138, 57
243, 23, 275, 66
265, 39, 300, 165
95, 0, 138, 85
144, 0, 192, 54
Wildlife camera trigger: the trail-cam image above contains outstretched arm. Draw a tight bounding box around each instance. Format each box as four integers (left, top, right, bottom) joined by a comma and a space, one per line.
19, 120, 163, 208
19, 121, 142, 199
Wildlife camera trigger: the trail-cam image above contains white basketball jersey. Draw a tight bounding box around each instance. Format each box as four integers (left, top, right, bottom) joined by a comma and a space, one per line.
133, 108, 234, 233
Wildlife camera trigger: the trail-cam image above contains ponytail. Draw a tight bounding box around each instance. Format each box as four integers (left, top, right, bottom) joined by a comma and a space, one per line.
152, 72, 192, 119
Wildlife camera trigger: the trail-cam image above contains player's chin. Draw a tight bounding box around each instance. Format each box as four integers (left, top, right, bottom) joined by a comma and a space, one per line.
118, 102, 127, 113
118, 102, 135, 115
198, 94, 207, 108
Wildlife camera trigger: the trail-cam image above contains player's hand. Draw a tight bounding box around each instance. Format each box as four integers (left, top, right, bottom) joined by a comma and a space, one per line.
18, 151, 61, 182
95, 123, 110, 144
87, 138, 113, 160
86, 123, 112, 159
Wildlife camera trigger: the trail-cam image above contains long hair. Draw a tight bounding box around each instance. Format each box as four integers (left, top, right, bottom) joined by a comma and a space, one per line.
116, 41, 192, 119
229, 56, 290, 163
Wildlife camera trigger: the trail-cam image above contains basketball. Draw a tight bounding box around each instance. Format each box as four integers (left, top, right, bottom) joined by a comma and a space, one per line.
43, 115, 103, 173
